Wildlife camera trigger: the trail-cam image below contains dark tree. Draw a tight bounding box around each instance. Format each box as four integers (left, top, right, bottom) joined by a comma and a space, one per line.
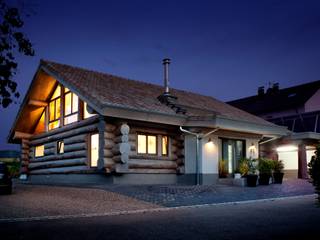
308, 145, 320, 205
0, 0, 34, 108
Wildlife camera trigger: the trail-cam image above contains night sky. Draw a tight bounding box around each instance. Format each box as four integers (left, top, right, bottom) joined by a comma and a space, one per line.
1, 0, 320, 150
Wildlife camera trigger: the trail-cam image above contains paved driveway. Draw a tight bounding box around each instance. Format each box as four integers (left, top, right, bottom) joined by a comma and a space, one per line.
100, 179, 315, 207
0, 179, 316, 220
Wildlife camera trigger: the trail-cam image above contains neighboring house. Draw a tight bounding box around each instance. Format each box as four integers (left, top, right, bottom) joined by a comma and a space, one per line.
8, 59, 287, 185
0, 150, 20, 163
228, 81, 320, 178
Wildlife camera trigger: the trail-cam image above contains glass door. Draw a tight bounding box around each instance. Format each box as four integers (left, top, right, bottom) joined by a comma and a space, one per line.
222, 139, 245, 174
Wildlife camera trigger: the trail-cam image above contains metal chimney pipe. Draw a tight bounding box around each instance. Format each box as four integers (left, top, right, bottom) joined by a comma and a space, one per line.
163, 58, 170, 94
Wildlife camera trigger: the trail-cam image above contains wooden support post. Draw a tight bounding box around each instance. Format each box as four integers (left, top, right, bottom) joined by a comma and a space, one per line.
298, 144, 308, 179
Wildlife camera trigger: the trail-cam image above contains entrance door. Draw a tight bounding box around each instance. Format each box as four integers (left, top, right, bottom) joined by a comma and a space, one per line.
222, 139, 245, 174
90, 133, 99, 167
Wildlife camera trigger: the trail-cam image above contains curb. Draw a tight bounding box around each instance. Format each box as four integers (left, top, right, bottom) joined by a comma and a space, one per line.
0, 194, 316, 223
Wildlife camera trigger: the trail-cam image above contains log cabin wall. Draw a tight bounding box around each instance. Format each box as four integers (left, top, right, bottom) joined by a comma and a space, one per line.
106, 120, 185, 174
28, 116, 100, 174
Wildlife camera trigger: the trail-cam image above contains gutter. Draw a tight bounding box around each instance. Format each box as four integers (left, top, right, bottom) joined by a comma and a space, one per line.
180, 126, 219, 185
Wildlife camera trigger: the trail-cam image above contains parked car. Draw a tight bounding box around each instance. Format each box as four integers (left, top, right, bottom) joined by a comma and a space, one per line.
0, 162, 12, 194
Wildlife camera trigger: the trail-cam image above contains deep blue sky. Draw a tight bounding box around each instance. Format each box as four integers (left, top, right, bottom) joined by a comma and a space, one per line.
1, 0, 320, 150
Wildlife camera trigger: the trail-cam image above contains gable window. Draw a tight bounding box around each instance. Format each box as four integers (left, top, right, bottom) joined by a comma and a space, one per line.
48, 85, 61, 130
57, 140, 64, 154
64, 87, 79, 125
35, 145, 44, 157
162, 136, 168, 156
137, 134, 157, 155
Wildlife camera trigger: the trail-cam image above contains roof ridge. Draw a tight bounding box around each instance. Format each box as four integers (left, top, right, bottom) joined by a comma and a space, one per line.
41, 59, 225, 103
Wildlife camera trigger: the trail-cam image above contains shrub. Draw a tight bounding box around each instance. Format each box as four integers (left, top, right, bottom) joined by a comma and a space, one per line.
248, 158, 258, 175
258, 158, 274, 175
6, 161, 20, 178
273, 160, 284, 173
238, 158, 249, 176
308, 145, 320, 204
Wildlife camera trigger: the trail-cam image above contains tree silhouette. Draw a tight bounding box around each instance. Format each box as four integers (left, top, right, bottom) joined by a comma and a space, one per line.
0, 0, 34, 108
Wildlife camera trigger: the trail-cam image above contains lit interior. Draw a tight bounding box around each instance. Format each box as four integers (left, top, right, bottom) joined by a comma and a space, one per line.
162, 136, 168, 155
148, 136, 157, 154
58, 141, 64, 154
35, 145, 44, 157
51, 85, 61, 99
137, 134, 147, 154
90, 134, 99, 167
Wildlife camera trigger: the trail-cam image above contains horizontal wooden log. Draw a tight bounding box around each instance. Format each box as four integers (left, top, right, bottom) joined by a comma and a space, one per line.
30, 123, 98, 146
64, 134, 87, 145
104, 158, 114, 167
177, 158, 184, 165
14, 131, 32, 140
32, 116, 99, 140
104, 149, 113, 158
113, 154, 129, 164
44, 148, 55, 156
105, 123, 116, 132
22, 141, 29, 149
104, 132, 115, 140
29, 165, 93, 175
115, 163, 129, 173
104, 141, 115, 150
129, 159, 177, 169
64, 142, 87, 152
31, 150, 87, 162
29, 158, 86, 170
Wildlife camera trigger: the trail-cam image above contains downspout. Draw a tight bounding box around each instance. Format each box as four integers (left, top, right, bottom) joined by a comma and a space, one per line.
180, 126, 219, 185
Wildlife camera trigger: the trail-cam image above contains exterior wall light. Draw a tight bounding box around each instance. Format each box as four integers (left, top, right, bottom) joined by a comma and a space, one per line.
248, 143, 256, 159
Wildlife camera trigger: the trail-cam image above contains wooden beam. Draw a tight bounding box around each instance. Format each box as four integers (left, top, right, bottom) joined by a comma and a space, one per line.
28, 99, 48, 107
14, 131, 33, 140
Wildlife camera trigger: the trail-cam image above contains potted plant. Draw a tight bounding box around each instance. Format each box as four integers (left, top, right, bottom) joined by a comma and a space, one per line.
258, 158, 274, 185
239, 158, 249, 177
246, 158, 258, 187
273, 160, 285, 184
219, 159, 228, 178
234, 168, 241, 179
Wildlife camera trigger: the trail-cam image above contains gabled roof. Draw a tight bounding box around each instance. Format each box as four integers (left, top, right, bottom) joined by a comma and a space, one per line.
227, 80, 320, 115
8, 60, 288, 143
41, 60, 275, 126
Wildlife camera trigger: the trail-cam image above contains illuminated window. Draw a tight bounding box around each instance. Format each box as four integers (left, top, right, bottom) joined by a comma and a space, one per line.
35, 145, 44, 157
48, 85, 61, 130
57, 141, 64, 154
137, 134, 157, 155
90, 133, 99, 167
162, 136, 168, 156
84, 102, 96, 119
64, 88, 79, 125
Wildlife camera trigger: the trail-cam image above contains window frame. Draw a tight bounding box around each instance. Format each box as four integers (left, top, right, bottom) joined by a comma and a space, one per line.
137, 133, 158, 156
